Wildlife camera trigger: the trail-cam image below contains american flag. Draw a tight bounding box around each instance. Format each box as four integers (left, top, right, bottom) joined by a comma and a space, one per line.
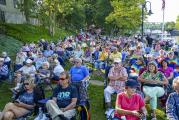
162, 0, 165, 10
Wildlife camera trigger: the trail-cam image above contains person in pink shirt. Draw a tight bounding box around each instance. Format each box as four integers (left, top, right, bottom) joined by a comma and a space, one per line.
159, 59, 174, 83
113, 80, 147, 120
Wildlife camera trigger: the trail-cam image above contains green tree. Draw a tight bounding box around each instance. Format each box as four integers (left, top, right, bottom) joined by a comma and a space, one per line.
106, 0, 144, 35
37, 0, 77, 36
176, 15, 179, 30
93, 0, 113, 30
165, 21, 176, 31
18, 0, 34, 23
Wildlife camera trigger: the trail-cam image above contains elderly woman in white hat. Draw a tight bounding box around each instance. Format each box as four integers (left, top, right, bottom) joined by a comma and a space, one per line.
1, 52, 11, 68
104, 58, 128, 111
16, 59, 36, 77
14, 59, 36, 91
0, 58, 9, 81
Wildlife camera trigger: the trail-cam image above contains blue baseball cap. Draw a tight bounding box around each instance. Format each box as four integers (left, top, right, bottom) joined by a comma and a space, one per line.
125, 80, 139, 88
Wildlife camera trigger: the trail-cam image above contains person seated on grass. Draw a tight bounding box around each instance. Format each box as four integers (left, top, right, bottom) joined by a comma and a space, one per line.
138, 61, 168, 120
69, 58, 90, 102
166, 77, 179, 120
109, 47, 122, 61
94, 47, 108, 69
104, 58, 128, 112
15, 50, 26, 71
113, 80, 147, 120
0, 78, 35, 120
52, 59, 64, 81
14, 59, 36, 91
1, 52, 11, 69
34, 52, 47, 70
0, 58, 9, 82
36, 62, 51, 84
46, 71, 78, 120
159, 59, 174, 93
16, 59, 36, 77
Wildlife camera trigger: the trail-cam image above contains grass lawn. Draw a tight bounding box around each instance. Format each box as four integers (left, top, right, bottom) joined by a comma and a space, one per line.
0, 81, 167, 120
0, 23, 167, 120
0, 23, 75, 43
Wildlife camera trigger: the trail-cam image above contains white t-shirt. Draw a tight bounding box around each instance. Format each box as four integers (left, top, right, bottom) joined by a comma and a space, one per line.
53, 64, 64, 76
19, 65, 36, 75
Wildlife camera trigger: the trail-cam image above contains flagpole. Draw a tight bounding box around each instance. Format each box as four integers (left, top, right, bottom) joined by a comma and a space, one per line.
162, 8, 165, 40
161, 0, 165, 41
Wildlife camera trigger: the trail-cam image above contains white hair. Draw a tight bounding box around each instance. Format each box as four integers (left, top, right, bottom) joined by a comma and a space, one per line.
173, 77, 179, 86
42, 61, 50, 68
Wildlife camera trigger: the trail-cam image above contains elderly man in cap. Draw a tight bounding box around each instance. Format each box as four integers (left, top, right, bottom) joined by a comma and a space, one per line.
104, 58, 128, 111
0, 58, 9, 81
69, 58, 89, 102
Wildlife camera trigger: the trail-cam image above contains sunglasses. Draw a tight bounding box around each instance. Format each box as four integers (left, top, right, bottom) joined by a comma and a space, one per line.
59, 78, 66, 81
114, 62, 119, 64
24, 83, 29, 85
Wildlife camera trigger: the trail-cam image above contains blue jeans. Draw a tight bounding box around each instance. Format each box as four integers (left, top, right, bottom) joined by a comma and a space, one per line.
94, 61, 105, 69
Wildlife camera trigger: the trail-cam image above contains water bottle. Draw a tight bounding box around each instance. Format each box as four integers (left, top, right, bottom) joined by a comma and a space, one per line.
34, 107, 43, 120
38, 107, 43, 119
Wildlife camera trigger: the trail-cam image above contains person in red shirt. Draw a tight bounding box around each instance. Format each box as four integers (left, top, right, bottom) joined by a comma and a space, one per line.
114, 80, 147, 120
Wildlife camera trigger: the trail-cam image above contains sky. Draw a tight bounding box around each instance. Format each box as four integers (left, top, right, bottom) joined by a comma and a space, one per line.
147, 0, 179, 22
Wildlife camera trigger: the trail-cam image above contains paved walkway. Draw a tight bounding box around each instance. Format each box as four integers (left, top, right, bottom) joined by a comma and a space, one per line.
90, 80, 104, 86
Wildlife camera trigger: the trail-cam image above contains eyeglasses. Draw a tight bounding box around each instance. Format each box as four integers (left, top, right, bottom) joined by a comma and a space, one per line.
24, 83, 29, 86
59, 78, 66, 81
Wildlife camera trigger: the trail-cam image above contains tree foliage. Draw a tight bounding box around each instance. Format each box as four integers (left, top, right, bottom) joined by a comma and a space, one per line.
17, 0, 35, 23
176, 15, 179, 30
106, 0, 144, 35
165, 21, 175, 31
16, 0, 150, 36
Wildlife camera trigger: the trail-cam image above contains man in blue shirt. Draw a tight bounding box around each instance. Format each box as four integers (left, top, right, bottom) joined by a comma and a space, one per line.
166, 77, 179, 120
46, 71, 78, 120
70, 58, 89, 102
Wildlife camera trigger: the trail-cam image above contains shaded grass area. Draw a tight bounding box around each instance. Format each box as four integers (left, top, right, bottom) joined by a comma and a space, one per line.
0, 82, 14, 110
0, 23, 75, 43
0, 35, 23, 59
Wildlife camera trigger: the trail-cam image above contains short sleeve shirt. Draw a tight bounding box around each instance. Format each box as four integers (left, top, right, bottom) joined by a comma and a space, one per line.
70, 66, 89, 82
114, 93, 145, 120
159, 67, 173, 78
53, 85, 78, 108
141, 71, 166, 87
18, 91, 34, 106
108, 67, 128, 91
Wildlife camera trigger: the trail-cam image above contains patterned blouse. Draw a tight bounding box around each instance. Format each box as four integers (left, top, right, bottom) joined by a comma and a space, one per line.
108, 67, 128, 92
141, 71, 166, 87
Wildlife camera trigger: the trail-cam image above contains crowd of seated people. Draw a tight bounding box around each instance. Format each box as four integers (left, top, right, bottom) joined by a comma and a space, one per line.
0, 29, 179, 120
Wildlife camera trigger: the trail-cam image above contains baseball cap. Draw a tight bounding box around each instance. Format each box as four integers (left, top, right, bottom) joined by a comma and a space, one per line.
125, 80, 139, 88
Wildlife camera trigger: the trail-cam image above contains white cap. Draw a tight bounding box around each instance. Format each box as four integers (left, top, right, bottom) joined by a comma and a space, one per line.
26, 59, 33, 64
114, 58, 121, 63
2, 52, 7, 56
